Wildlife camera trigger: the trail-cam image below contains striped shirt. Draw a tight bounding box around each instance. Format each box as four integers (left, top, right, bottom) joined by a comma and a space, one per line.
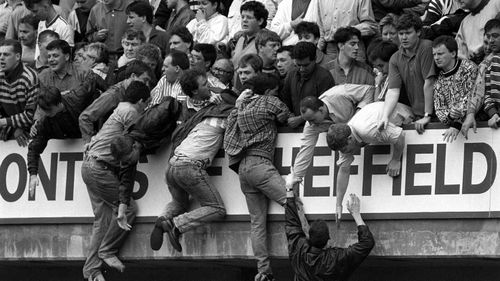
148, 76, 184, 108
484, 55, 500, 117
0, 63, 39, 128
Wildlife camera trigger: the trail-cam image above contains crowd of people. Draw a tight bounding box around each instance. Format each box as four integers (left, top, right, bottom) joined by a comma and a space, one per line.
0, 0, 499, 280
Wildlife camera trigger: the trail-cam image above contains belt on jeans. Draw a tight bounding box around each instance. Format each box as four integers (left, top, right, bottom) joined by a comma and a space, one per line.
170, 155, 208, 169
85, 154, 120, 174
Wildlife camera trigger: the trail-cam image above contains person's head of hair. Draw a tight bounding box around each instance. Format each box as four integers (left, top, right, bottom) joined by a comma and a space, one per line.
136, 43, 162, 71
192, 43, 217, 69
308, 220, 330, 248
238, 53, 263, 72
170, 26, 194, 52
299, 96, 324, 113
87, 42, 109, 65
379, 13, 398, 33
294, 21, 321, 40
126, 0, 154, 24
211, 58, 234, 84
46, 39, 71, 55
110, 135, 141, 163
23, 0, 46, 9
242, 74, 280, 95
240, 1, 268, 29
37, 86, 62, 110
368, 40, 399, 63
432, 35, 458, 54
124, 59, 154, 81
255, 29, 281, 51
122, 28, 146, 43
292, 41, 317, 61
333, 26, 361, 44
19, 14, 39, 30
169, 49, 190, 70
326, 124, 352, 151
0, 39, 22, 55
38, 29, 59, 44
484, 18, 500, 34
277, 45, 294, 56
395, 12, 422, 32
179, 68, 207, 98
123, 80, 150, 103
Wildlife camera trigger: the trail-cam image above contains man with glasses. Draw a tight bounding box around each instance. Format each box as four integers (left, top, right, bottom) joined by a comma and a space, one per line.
211, 58, 234, 89
280, 41, 334, 128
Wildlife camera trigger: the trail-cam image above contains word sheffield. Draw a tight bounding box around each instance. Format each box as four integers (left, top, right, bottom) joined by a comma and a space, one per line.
0, 143, 496, 202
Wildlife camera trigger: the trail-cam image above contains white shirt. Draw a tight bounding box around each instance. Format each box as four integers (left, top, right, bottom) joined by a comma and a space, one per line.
270, 0, 319, 46
186, 12, 229, 44
35, 15, 75, 60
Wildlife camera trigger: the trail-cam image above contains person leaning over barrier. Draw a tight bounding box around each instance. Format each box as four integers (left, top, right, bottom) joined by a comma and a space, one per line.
284, 183, 374, 281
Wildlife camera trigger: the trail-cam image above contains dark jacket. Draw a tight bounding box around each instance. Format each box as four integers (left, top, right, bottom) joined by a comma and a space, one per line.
126, 96, 182, 154
285, 198, 375, 281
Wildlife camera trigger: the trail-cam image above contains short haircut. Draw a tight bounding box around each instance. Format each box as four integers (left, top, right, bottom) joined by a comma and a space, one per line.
126, 1, 154, 24
46, 39, 71, 55
485, 18, 500, 34
169, 50, 190, 70
299, 96, 324, 113
379, 13, 398, 33
308, 220, 330, 248
136, 43, 162, 65
124, 59, 153, 80
123, 80, 150, 103
277, 45, 294, 55
240, 1, 268, 29
171, 26, 194, 49
255, 29, 281, 50
238, 53, 263, 72
368, 40, 398, 63
292, 41, 317, 61
395, 12, 422, 32
87, 42, 109, 64
326, 124, 352, 151
193, 43, 217, 69
242, 74, 279, 95
432, 35, 458, 54
110, 135, 135, 162
122, 28, 146, 43
38, 86, 62, 110
333, 26, 361, 44
179, 68, 206, 98
294, 21, 321, 39
19, 14, 39, 29
38, 29, 60, 43
0, 39, 22, 55
23, 0, 47, 10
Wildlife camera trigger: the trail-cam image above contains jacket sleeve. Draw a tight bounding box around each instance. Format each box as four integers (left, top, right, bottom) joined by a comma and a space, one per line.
79, 91, 119, 143
270, 1, 293, 41
353, 0, 378, 37
337, 225, 375, 272
6, 80, 38, 129
118, 163, 136, 206
27, 121, 49, 176
285, 197, 308, 256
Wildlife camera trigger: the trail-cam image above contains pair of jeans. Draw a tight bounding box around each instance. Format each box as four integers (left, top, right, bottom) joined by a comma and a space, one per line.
81, 157, 137, 279
162, 157, 226, 233
238, 155, 286, 274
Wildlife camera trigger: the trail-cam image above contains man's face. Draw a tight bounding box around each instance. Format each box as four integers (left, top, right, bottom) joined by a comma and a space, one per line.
82, 48, 98, 68
30, 2, 49, 21
47, 48, 69, 73
190, 50, 206, 71
73, 47, 86, 66
120, 142, 141, 164
382, 24, 398, 44
432, 44, 455, 71
294, 57, 315, 77
339, 136, 359, 155
398, 27, 420, 50
276, 51, 293, 77
259, 40, 281, 63
372, 58, 389, 75
192, 75, 211, 100
162, 55, 179, 83
142, 57, 158, 72
18, 23, 37, 47
166, 0, 178, 9
241, 10, 262, 35
211, 59, 233, 84
237, 65, 258, 85
0, 45, 20, 72
301, 108, 326, 125
169, 35, 190, 54
485, 27, 500, 54
339, 36, 359, 60
298, 32, 318, 45
127, 12, 145, 31
39, 36, 57, 61
131, 72, 152, 88
122, 37, 142, 59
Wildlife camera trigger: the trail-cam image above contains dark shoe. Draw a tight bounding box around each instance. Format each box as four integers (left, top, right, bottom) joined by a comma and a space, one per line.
103, 255, 125, 272
150, 216, 166, 250
164, 218, 182, 252
255, 272, 275, 281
